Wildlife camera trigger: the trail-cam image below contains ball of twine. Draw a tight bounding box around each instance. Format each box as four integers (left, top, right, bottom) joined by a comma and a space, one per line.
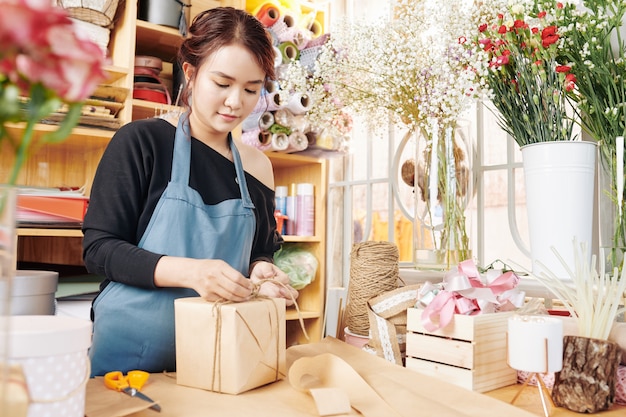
346, 241, 400, 336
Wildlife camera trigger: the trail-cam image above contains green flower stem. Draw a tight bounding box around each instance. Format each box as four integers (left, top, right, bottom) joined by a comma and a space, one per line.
7, 117, 35, 186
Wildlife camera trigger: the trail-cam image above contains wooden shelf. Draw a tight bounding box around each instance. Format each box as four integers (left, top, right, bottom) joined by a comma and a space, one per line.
132, 99, 183, 121
4, 123, 115, 149
135, 19, 182, 61
286, 309, 320, 321
104, 64, 130, 84
17, 228, 83, 237
282, 235, 321, 243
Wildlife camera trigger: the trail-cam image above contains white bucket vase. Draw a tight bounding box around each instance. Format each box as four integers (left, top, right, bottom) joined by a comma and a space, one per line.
522, 141, 597, 279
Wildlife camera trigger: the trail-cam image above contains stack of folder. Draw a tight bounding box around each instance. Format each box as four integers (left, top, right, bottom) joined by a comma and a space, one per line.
17, 187, 89, 227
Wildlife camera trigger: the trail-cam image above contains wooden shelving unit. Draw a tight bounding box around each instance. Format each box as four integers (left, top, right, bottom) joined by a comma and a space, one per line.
7, 0, 329, 344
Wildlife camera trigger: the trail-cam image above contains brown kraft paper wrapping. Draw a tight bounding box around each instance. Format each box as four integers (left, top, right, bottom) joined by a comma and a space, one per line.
174, 297, 286, 394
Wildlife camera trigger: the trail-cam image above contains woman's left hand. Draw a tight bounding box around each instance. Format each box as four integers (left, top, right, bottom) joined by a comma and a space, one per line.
249, 261, 298, 306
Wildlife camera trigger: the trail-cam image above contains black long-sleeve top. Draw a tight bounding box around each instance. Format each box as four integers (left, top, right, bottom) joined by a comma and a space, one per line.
82, 117, 281, 292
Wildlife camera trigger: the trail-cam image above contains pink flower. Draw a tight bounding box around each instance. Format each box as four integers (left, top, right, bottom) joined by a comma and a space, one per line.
0, 0, 108, 102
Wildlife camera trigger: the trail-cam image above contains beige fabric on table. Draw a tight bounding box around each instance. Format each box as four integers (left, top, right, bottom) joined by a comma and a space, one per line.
84, 337, 536, 417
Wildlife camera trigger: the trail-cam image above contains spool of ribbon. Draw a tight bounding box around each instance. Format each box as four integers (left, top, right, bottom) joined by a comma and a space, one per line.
274, 108, 294, 127
309, 19, 323, 39
264, 79, 280, 94
286, 92, 311, 115
251, 91, 283, 114
278, 41, 300, 64
242, 111, 275, 132
255, 2, 281, 27
286, 131, 308, 153
277, 26, 310, 49
366, 284, 422, 365
306, 32, 330, 48
258, 111, 275, 131
241, 129, 272, 151
270, 132, 289, 151
291, 114, 310, 133
272, 45, 282, 67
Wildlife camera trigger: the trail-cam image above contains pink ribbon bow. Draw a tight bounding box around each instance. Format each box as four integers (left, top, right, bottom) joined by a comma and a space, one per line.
419, 259, 523, 332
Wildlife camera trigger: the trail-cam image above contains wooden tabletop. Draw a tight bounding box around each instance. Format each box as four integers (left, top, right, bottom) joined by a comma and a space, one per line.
487, 384, 626, 416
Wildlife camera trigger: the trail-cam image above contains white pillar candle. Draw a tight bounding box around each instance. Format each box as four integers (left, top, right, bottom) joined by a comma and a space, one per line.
508, 315, 563, 373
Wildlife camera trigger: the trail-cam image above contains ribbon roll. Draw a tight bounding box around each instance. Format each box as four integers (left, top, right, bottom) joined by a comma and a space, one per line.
291, 114, 310, 133
309, 19, 323, 39
273, 45, 282, 67
270, 132, 289, 151
274, 108, 294, 127
292, 28, 311, 50
251, 91, 283, 114
287, 131, 308, 153
306, 33, 330, 49
264, 79, 280, 94
286, 92, 311, 115
268, 91, 284, 110
259, 111, 275, 131
255, 3, 280, 27
241, 111, 275, 132
241, 129, 272, 151
282, 13, 296, 28
278, 41, 300, 64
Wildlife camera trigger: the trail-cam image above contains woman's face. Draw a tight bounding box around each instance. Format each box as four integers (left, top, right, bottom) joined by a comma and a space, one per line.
184, 44, 265, 141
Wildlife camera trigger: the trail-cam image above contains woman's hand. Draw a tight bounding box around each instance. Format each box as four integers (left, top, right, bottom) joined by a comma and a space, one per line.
249, 261, 299, 306
154, 256, 253, 302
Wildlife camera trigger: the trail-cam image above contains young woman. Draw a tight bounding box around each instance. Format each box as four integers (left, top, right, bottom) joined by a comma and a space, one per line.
83, 7, 297, 376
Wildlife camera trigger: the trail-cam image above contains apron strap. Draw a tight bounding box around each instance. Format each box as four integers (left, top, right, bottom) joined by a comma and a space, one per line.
230, 136, 255, 210
171, 114, 192, 184
172, 113, 255, 210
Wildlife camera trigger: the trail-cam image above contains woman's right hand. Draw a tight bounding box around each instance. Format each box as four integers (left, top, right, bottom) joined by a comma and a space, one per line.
154, 256, 253, 302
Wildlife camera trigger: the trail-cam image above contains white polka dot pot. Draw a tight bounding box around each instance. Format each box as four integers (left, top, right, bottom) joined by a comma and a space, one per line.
8, 316, 92, 417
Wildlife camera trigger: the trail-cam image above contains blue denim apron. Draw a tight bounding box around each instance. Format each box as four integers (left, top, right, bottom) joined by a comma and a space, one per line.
89, 115, 256, 376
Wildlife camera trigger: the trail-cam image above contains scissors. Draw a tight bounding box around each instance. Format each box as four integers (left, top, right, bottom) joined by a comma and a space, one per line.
104, 370, 161, 412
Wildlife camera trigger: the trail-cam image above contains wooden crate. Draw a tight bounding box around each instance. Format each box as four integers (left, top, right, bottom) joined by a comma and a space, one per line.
405, 308, 517, 392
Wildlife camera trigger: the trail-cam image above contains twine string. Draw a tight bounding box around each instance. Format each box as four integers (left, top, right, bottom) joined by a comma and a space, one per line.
346, 242, 400, 336
209, 278, 308, 392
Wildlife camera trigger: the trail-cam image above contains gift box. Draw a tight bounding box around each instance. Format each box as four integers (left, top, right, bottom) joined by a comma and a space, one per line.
405, 307, 517, 393
174, 297, 286, 394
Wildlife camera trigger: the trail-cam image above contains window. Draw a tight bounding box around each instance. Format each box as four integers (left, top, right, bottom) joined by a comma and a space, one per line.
326, 102, 533, 288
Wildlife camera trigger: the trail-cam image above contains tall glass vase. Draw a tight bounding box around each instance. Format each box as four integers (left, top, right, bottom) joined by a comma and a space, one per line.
0, 185, 16, 415
598, 137, 626, 274
413, 119, 473, 270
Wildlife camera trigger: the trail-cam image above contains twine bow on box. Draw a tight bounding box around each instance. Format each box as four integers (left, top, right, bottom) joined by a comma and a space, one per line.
418, 259, 526, 332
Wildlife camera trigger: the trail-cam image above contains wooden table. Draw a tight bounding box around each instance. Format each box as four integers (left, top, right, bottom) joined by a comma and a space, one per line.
84, 337, 624, 417
487, 383, 626, 416
86, 337, 536, 417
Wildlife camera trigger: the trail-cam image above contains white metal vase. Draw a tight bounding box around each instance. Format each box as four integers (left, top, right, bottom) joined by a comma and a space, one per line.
521, 141, 597, 279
